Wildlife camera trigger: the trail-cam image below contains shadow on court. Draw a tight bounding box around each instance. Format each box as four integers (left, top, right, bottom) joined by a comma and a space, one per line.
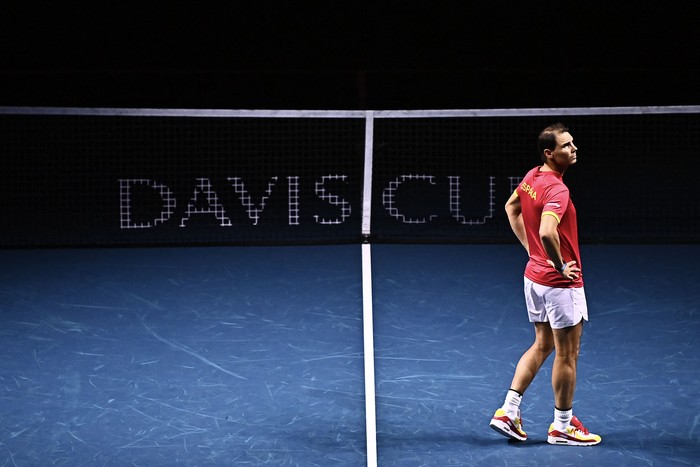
1, 244, 698, 465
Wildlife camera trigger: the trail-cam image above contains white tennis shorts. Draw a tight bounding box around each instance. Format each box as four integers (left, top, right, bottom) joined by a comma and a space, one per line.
523, 277, 589, 329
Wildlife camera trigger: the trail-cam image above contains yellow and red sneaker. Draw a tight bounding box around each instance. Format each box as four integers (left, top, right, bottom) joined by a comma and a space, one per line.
489, 408, 527, 441
547, 416, 602, 446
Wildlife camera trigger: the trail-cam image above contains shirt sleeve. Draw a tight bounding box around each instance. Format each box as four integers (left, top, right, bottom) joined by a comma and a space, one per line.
541, 185, 569, 224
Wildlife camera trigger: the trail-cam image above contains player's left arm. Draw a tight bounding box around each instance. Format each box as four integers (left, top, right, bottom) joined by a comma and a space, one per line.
540, 213, 579, 279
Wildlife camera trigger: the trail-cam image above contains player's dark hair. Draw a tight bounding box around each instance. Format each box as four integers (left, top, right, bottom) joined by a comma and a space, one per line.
538, 123, 568, 162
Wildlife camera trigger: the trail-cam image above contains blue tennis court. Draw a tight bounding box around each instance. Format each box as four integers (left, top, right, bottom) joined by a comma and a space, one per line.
2, 243, 698, 465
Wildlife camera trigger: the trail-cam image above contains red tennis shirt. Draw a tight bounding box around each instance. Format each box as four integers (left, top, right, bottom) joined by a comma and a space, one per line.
516, 166, 583, 288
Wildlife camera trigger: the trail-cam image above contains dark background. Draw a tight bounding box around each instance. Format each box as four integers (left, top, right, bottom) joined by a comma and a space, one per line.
1, 1, 698, 110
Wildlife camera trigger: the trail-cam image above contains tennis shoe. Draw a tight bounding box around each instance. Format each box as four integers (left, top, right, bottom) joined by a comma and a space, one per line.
489, 408, 527, 441
547, 415, 601, 446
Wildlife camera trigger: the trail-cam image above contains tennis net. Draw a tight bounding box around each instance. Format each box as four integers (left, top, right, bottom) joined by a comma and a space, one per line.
1, 106, 697, 246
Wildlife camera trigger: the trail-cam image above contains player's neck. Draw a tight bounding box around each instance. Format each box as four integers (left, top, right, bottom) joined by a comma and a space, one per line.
541, 162, 566, 175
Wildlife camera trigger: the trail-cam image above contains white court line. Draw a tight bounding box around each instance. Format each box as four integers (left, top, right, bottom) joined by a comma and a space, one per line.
362, 243, 377, 467
361, 111, 378, 467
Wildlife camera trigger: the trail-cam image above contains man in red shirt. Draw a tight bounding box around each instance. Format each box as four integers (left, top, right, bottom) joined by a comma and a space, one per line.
489, 123, 601, 446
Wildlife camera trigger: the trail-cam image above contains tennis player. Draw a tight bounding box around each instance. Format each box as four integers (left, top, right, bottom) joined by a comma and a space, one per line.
489, 123, 601, 446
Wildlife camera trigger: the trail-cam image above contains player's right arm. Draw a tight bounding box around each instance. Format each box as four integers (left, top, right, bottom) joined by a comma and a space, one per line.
505, 190, 529, 255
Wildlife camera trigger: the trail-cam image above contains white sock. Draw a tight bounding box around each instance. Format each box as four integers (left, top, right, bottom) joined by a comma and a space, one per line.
553, 407, 573, 431
503, 389, 522, 418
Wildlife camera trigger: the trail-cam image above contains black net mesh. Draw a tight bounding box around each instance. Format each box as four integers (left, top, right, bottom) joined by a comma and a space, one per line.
1, 108, 698, 246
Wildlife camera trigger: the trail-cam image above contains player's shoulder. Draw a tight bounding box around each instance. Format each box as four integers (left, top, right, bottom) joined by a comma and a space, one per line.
541, 178, 569, 200
521, 166, 540, 183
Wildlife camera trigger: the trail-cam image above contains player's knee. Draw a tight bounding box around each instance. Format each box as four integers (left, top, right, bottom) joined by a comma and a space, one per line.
554, 348, 579, 362
535, 339, 555, 355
